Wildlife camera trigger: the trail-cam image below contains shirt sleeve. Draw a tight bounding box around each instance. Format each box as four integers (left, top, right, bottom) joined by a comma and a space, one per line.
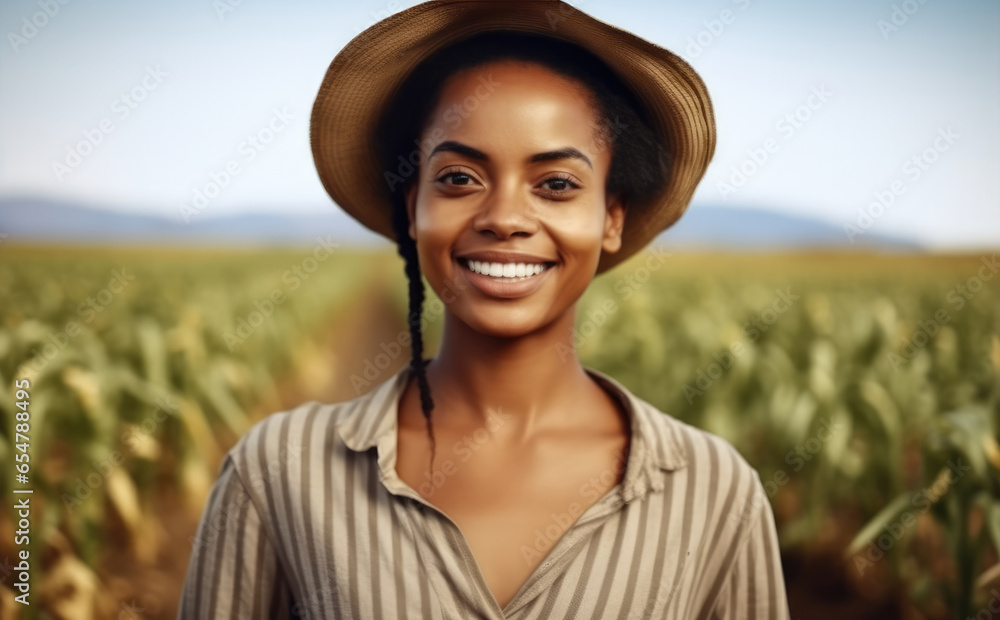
710, 482, 790, 619
178, 454, 294, 619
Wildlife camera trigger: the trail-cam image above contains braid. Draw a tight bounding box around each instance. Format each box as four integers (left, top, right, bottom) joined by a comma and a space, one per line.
389, 193, 438, 477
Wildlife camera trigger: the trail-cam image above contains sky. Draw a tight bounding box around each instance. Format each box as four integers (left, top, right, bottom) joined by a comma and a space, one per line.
1, 0, 997, 249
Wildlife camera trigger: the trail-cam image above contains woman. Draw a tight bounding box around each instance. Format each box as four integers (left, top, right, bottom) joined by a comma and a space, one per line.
180, 2, 789, 618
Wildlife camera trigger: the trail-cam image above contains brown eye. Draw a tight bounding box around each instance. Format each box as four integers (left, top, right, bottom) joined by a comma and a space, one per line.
539, 174, 581, 196
441, 172, 473, 185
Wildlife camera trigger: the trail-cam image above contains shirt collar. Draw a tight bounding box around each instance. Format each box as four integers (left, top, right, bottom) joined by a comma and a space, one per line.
334, 363, 688, 503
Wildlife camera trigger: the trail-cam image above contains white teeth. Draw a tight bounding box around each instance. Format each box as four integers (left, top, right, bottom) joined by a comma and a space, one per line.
464, 259, 549, 279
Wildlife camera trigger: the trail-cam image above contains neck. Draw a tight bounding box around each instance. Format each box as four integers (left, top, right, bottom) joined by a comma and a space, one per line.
422, 304, 594, 439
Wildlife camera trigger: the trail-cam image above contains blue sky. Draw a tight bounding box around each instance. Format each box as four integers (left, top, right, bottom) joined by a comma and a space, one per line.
1, 0, 997, 249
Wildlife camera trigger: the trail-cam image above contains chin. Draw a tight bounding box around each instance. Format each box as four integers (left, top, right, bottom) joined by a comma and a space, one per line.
454, 304, 554, 340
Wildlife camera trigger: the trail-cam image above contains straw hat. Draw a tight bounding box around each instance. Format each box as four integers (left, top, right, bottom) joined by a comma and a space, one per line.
310, 0, 715, 274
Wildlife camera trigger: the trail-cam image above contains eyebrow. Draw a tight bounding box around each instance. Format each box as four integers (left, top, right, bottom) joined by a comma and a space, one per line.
427, 140, 593, 170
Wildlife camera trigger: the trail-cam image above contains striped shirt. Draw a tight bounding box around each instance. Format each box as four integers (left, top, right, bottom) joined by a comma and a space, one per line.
178, 364, 789, 619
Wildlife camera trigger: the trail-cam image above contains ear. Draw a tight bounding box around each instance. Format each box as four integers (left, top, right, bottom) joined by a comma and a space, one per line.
405, 182, 418, 241
602, 193, 626, 255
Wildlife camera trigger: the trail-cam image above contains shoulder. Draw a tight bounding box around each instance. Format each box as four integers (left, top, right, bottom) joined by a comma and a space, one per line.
218, 398, 361, 511
637, 396, 769, 538
217, 368, 407, 511
668, 413, 761, 494
636, 402, 782, 608
591, 366, 763, 508
638, 411, 790, 616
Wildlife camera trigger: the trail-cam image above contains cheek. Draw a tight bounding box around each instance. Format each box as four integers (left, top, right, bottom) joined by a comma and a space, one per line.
413, 199, 465, 274
541, 207, 608, 262
415, 200, 459, 245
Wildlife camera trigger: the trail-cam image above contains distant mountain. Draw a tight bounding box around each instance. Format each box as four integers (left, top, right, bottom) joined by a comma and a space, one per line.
659, 202, 923, 250
0, 197, 384, 246
0, 197, 922, 250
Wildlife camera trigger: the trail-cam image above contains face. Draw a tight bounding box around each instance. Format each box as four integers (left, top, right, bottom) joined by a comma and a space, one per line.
405, 60, 626, 339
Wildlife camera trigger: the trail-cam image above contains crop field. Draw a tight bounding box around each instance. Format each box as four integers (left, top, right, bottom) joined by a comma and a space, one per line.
0, 244, 380, 619
568, 250, 999, 619
0, 246, 997, 619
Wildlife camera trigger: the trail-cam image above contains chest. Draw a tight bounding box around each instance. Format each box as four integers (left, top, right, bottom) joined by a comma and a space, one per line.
394, 426, 630, 610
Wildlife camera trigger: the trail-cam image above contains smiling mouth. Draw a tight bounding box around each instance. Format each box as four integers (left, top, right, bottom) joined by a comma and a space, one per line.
458, 257, 557, 282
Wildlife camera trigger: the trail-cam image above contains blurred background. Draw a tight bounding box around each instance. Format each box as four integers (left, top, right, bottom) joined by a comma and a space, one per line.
0, 0, 997, 618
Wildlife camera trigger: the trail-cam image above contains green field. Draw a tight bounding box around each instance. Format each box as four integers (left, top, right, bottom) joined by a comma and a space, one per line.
0, 246, 997, 619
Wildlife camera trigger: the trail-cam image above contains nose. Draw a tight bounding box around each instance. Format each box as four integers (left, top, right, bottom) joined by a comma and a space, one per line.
471, 182, 540, 240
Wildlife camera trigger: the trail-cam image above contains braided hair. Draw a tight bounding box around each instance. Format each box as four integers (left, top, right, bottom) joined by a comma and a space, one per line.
377, 31, 671, 476
388, 182, 439, 471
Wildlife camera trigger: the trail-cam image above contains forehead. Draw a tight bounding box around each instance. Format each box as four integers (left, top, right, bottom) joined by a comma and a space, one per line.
423, 61, 607, 163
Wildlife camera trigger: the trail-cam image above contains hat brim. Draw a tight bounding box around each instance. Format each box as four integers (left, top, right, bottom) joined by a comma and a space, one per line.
310, 0, 715, 274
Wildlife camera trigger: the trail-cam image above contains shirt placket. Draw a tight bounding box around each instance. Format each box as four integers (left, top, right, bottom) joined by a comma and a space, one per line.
372, 432, 499, 618
500, 489, 630, 617
390, 467, 634, 620
373, 424, 656, 619
503, 434, 655, 617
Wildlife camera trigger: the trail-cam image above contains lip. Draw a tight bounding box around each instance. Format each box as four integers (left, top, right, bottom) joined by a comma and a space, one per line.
455, 256, 556, 299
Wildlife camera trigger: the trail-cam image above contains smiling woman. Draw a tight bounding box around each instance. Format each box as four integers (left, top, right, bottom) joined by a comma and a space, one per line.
178, 2, 789, 619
